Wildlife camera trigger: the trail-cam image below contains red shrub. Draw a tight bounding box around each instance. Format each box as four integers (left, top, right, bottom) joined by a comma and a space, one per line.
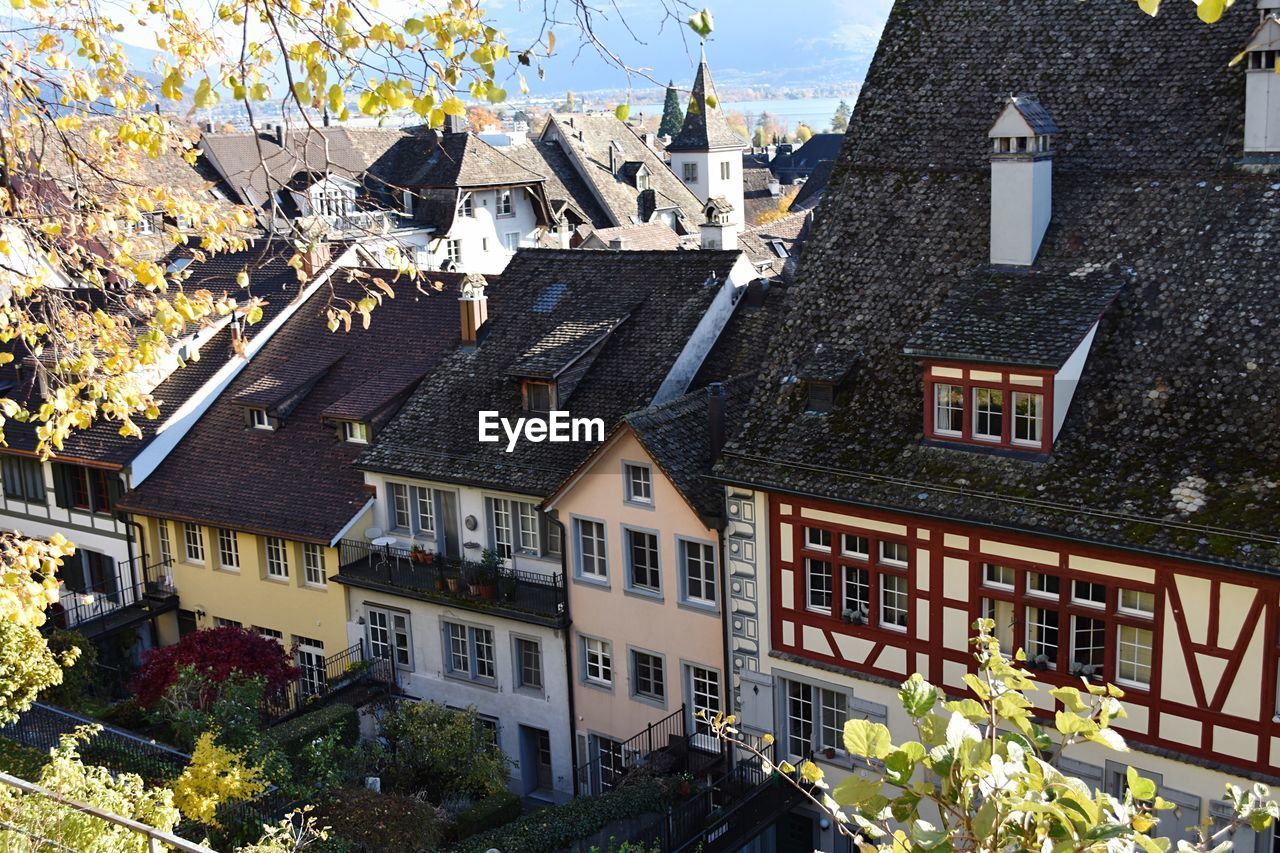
131, 627, 302, 709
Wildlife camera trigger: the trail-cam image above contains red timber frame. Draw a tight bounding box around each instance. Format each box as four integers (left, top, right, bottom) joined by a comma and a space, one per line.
769, 492, 1280, 778
922, 361, 1055, 454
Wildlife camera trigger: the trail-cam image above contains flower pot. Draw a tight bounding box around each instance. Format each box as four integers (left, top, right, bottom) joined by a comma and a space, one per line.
446, 577, 461, 593
468, 583, 482, 596
480, 583, 498, 600
823, 748, 836, 759
434, 577, 446, 593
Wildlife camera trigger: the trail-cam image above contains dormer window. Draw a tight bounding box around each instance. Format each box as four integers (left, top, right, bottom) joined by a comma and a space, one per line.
342, 421, 369, 444
923, 366, 1049, 453
636, 172, 650, 191
805, 381, 834, 414
249, 408, 273, 430
524, 380, 555, 413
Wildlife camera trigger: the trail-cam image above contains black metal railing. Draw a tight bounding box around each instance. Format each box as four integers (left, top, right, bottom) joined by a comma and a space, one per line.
265, 640, 396, 722
574, 704, 720, 796
47, 557, 176, 639
335, 539, 567, 626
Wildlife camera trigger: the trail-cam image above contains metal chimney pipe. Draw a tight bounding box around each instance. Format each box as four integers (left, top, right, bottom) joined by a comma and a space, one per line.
707, 382, 727, 465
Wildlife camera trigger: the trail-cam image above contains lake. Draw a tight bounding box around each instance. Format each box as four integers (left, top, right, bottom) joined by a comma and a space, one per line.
623, 96, 852, 134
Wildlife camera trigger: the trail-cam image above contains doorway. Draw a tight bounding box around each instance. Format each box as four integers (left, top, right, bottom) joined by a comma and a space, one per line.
519, 725, 553, 797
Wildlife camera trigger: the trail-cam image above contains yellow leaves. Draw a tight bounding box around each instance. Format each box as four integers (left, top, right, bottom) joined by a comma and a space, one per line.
1196, 0, 1228, 23
194, 78, 218, 108
171, 733, 266, 826
615, 103, 631, 121
687, 8, 714, 38
161, 69, 185, 101
244, 303, 263, 326
442, 96, 466, 116
1137, 0, 1162, 14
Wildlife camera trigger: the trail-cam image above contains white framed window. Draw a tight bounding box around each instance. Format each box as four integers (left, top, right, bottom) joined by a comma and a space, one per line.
390, 483, 411, 531
785, 679, 813, 756
1026, 605, 1060, 667
214, 616, 241, 629
294, 636, 326, 697
973, 388, 1004, 441
445, 621, 496, 681
343, 421, 368, 444
515, 637, 542, 690
784, 680, 848, 756
1116, 624, 1153, 687
254, 626, 283, 643
444, 238, 461, 264
844, 566, 870, 618
217, 528, 239, 571
368, 607, 412, 670
415, 488, 436, 538
631, 650, 665, 702
841, 534, 869, 559
934, 384, 964, 435
1073, 580, 1107, 607
158, 520, 173, 565
880, 573, 909, 630
805, 527, 832, 552
1071, 614, 1107, 676
625, 528, 660, 593
490, 498, 513, 559
584, 636, 613, 686
459, 193, 474, 217
1027, 571, 1060, 598
682, 162, 697, 182
303, 543, 325, 586
488, 497, 540, 558
182, 523, 205, 563
265, 537, 289, 579
623, 463, 653, 505
719, 161, 731, 180
249, 408, 272, 430
806, 557, 832, 613
984, 563, 1015, 589
983, 597, 1016, 653
688, 665, 721, 738
575, 518, 608, 580
1012, 391, 1043, 446
1119, 589, 1156, 617
497, 190, 514, 216
680, 539, 716, 605
517, 502, 539, 553
879, 541, 908, 566
503, 231, 520, 251
525, 381, 554, 413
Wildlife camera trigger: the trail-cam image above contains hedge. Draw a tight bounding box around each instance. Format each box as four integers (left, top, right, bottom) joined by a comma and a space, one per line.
454, 789, 522, 840
269, 702, 359, 756
448, 779, 675, 853
0, 739, 48, 782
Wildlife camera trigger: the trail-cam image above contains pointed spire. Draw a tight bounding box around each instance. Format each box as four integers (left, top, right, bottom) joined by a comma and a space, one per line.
667, 48, 745, 152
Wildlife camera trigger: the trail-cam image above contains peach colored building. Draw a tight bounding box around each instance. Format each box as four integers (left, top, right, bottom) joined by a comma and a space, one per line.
545, 380, 747, 793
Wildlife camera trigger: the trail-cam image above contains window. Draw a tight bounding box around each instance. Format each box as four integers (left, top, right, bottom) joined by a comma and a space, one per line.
624, 463, 652, 504
444, 239, 461, 264
973, 388, 1004, 441
2, 457, 44, 502
490, 498, 512, 559
525, 381, 554, 413
806, 527, 832, 551
632, 650, 665, 702
680, 539, 716, 605
416, 488, 436, 539
576, 518, 607, 580
265, 537, 289, 579
635, 171, 650, 191
214, 617, 241, 629
158, 520, 173, 566
343, 421, 368, 444
719, 161, 731, 180
842, 534, 869, 559
682, 162, 697, 182
1026, 605, 1060, 667
313, 185, 353, 218
303, 543, 325, 586
1012, 392, 1043, 445
388, 482, 453, 549
880, 541, 908, 566
503, 231, 520, 251
390, 483, 411, 531
806, 558, 833, 612
217, 529, 239, 571
488, 497, 542, 558
515, 637, 542, 689
249, 408, 272, 430
806, 381, 834, 414
985, 563, 1015, 588
785, 680, 848, 756
445, 622, 496, 682
182, 523, 205, 563
880, 573, 909, 630
367, 608, 412, 669
1119, 589, 1155, 616
596, 735, 627, 791
843, 566, 870, 620
497, 190, 514, 216
1117, 624, 1153, 687
1027, 571, 1060, 598
934, 384, 964, 435
55, 464, 117, 515
294, 637, 326, 697
460, 193, 474, 217
688, 666, 721, 737
626, 528, 660, 593
984, 597, 1016, 652
584, 637, 613, 686
254, 627, 283, 642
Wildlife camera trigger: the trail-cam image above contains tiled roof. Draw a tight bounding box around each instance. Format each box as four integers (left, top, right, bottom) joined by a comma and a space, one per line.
770, 134, 844, 179
718, 0, 1280, 572
692, 280, 789, 388
791, 160, 835, 211
996, 96, 1061, 136
117, 269, 464, 542
355, 249, 743, 496
0, 240, 328, 467
502, 142, 611, 227
903, 268, 1123, 368
583, 222, 685, 251
625, 374, 757, 519
738, 211, 811, 280
508, 317, 630, 380
539, 115, 704, 229
667, 61, 748, 152
370, 130, 547, 189
744, 166, 779, 224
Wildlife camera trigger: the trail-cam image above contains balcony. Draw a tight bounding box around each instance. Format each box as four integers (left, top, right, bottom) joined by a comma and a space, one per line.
334, 539, 568, 628
48, 557, 178, 640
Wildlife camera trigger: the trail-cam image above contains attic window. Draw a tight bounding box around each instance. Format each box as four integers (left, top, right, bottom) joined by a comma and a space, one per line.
768, 239, 789, 259
524, 380, 555, 413
925, 366, 1050, 453
166, 257, 193, 275
805, 381, 834, 414
342, 421, 369, 444
248, 408, 273, 430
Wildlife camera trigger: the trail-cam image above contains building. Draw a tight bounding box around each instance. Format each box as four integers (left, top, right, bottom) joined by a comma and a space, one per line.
714, 1, 1280, 850
340, 248, 757, 802
116, 258, 463, 674
767, 133, 843, 186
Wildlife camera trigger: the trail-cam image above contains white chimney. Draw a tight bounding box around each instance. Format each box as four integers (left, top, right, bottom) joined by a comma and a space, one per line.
1241, 12, 1280, 155
988, 95, 1058, 267
767, 178, 781, 197
700, 197, 739, 251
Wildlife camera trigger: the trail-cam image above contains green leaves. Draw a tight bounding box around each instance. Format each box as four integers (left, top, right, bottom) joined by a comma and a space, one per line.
1127, 766, 1157, 802
844, 718, 893, 760
899, 674, 939, 719
831, 773, 882, 807
615, 103, 631, 122
687, 8, 714, 38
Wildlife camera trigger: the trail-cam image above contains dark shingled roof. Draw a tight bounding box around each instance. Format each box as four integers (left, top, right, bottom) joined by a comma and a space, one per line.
582, 222, 685, 251
717, 0, 1280, 572
997, 96, 1061, 136
791, 160, 835, 211
0, 240, 331, 468
771, 134, 844, 182
118, 269, 463, 542
624, 375, 757, 519
903, 268, 1123, 368
508, 317, 630, 381
503, 141, 610, 227
743, 166, 779, 224
371, 131, 547, 189
739, 211, 811, 280
668, 60, 748, 152
356, 249, 743, 496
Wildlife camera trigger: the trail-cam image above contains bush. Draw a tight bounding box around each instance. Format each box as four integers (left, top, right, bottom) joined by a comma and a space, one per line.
98, 697, 150, 731
130, 627, 300, 710
270, 702, 359, 757
449, 779, 677, 853
0, 738, 48, 781
314, 786, 445, 852
378, 701, 509, 802
38, 630, 97, 709
453, 789, 521, 840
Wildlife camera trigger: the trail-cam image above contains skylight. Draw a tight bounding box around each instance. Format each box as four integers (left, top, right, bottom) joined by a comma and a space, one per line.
166, 257, 193, 274
532, 282, 568, 314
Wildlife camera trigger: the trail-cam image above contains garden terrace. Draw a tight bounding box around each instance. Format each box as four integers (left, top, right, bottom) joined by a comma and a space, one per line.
334, 539, 568, 628
47, 556, 177, 642
264, 640, 397, 722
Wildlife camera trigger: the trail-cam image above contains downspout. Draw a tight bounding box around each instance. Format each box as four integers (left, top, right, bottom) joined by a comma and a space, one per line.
551, 514, 579, 797
715, 514, 734, 772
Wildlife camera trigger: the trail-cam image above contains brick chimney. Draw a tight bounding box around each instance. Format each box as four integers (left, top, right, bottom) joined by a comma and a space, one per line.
300, 240, 331, 278
459, 273, 488, 349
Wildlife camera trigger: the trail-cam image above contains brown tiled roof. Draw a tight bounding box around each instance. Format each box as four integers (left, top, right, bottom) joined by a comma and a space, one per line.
738, 211, 810, 279
583, 222, 685, 251
500, 142, 609, 227
369, 130, 547, 189
117, 269, 465, 542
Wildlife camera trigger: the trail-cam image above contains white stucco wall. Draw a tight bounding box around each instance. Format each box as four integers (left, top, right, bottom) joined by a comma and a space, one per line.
990, 157, 1052, 266
422, 187, 543, 275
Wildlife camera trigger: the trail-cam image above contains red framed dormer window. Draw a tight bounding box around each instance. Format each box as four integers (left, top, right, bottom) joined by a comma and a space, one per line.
923, 363, 1053, 453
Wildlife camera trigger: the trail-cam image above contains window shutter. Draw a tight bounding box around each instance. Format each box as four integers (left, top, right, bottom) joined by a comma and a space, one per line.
51, 463, 70, 508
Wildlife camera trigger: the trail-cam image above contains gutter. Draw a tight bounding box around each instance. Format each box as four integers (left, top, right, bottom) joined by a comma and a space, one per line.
549, 513, 580, 797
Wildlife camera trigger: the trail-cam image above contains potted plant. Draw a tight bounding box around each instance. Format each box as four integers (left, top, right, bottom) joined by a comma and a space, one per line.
466, 561, 485, 597
478, 549, 503, 600
445, 563, 462, 593
410, 545, 427, 564
822, 747, 837, 760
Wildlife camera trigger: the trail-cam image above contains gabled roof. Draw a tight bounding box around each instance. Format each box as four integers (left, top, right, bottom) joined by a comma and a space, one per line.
738, 210, 811, 280
369, 130, 547, 189
743, 166, 780, 224
1240, 14, 1280, 54
667, 60, 747, 152
355, 249, 743, 495
581, 222, 685, 251
232, 351, 345, 413
502, 142, 610, 227
718, 0, 1280, 571
508, 316, 630, 380
117, 269, 464, 542
770, 134, 844, 178
903, 268, 1123, 369
791, 160, 835, 211
990, 95, 1061, 137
